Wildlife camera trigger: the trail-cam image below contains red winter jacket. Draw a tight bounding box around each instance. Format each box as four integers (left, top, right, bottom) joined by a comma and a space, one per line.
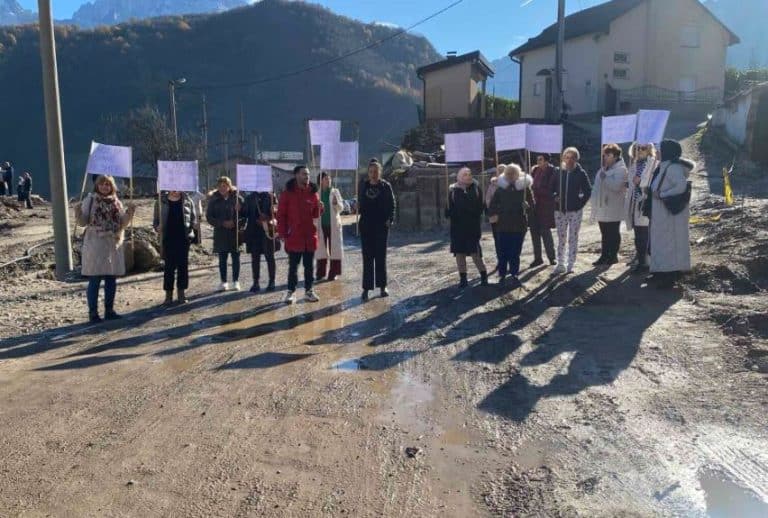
277, 179, 321, 253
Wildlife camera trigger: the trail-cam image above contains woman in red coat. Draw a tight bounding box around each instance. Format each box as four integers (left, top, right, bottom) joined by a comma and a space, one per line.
528, 153, 557, 267
277, 165, 323, 304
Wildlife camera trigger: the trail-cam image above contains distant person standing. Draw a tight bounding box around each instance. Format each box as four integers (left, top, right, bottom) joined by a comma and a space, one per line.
206, 177, 244, 292
358, 159, 395, 301
75, 175, 136, 323
528, 154, 557, 268
243, 188, 278, 293
154, 191, 197, 306
277, 165, 322, 304
391, 146, 414, 175
2, 161, 14, 196
553, 147, 592, 275
624, 142, 658, 273
315, 172, 344, 282
446, 167, 488, 288
21, 172, 33, 209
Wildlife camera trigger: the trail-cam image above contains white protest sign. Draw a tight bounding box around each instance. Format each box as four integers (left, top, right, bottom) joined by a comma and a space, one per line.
86, 141, 132, 178
494, 124, 528, 152
157, 161, 199, 193
525, 124, 563, 153
636, 110, 670, 144
445, 132, 484, 163
320, 141, 359, 170
309, 120, 342, 147
601, 114, 637, 145
237, 164, 273, 193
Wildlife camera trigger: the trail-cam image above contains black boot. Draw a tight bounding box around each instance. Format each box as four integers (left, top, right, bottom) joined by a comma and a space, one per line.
361, 290, 369, 301
89, 311, 102, 323
104, 307, 122, 320
266, 279, 275, 292
480, 271, 489, 286
529, 258, 544, 268
459, 273, 468, 288
177, 289, 188, 304
161, 290, 174, 307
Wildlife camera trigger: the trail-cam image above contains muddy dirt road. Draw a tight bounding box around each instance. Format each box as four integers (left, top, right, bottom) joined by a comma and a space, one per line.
1, 137, 767, 517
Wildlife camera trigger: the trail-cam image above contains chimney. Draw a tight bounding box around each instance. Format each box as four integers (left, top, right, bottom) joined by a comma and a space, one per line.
447, 51, 458, 60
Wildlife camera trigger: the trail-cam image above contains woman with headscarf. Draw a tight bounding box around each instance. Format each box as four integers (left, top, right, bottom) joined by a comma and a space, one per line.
76, 175, 136, 323
487, 163, 534, 288
624, 142, 658, 273
528, 153, 557, 267
446, 167, 488, 288
590, 143, 628, 266
206, 176, 245, 292
315, 171, 344, 282
647, 139, 694, 288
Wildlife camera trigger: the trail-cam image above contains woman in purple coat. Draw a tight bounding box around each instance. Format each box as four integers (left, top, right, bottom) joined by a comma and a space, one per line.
528, 153, 557, 267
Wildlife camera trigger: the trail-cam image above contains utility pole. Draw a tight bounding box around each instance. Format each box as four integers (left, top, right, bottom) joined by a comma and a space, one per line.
201, 95, 209, 189
37, 0, 73, 280
168, 77, 186, 155
554, 0, 565, 122
239, 101, 246, 157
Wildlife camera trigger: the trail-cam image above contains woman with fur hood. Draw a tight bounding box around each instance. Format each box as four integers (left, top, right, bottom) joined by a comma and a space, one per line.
590, 143, 628, 266
76, 175, 136, 323
315, 172, 344, 282
487, 163, 534, 288
446, 167, 488, 288
624, 142, 658, 273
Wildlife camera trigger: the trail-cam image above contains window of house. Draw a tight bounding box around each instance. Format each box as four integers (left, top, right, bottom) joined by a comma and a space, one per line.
680, 76, 697, 99
533, 81, 542, 96
680, 25, 700, 48
613, 68, 629, 80
614, 52, 630, 64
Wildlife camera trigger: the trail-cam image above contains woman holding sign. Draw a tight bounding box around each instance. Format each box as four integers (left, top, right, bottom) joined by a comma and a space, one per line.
206, 177, 245, 292
154, 191, 197, 306
75, 175, 136, 323
624, 142, 658, 273
243, 189, 278, 292
590, 143, 628, 266
315, 172, 344, 282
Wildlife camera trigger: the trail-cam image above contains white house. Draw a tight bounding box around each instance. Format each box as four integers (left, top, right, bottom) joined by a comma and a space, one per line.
509, 0, 740, 120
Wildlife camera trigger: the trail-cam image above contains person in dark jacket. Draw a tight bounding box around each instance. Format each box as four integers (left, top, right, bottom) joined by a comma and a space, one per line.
243, 189, 278, 293
446, 167, 488, 288
2, 162, 13, 196
20, 172, 33, 209
552, 147, 592, 275
488, 164, 534, 288
358, 159, 396, 301
154, 191, 197, 306
529, 154, 557, 267
206, 176, 245, 292
277, 165, 322, 304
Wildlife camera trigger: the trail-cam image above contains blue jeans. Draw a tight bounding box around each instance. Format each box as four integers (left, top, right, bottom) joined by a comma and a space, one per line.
87, 276, 117, 313
218, 252, 241, 283
497, 232, 526, 278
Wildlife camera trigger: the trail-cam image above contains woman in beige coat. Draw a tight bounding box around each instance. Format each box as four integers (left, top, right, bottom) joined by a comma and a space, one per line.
590, 143, 628, 266
76, 175, 136, 323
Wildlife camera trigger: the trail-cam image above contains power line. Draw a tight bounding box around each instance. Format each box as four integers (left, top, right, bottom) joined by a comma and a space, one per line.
189, 0, 466, 92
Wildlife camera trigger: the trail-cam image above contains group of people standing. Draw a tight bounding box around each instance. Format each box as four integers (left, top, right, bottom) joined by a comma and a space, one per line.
0, 162, 33, 208
445, 138, 693, 290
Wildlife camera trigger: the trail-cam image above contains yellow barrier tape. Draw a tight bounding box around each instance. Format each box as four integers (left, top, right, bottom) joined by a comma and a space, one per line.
689, 213, 722, 225
723, 167, 734, 206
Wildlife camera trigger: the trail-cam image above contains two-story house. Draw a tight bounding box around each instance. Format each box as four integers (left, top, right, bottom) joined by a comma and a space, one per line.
509, 0, 739, 120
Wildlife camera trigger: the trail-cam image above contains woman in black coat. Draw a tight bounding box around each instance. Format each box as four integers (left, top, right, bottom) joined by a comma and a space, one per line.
446, 167, 488, 288
206, 176, 245, 292
243, 190, 278, 293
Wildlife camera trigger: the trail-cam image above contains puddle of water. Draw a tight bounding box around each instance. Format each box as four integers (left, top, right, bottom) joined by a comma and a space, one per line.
332, 358, 364, 372
700, 469, 768, 518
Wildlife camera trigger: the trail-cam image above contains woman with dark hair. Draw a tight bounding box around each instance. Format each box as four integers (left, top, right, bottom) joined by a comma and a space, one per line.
590, 143, 628, 266
358, 159, 395, 301
206, 176, 245, 292
76, 175, 136, 322
243, 188, 278, 293
315, 171, 344, 282
446, 167, 488, 288
528, 153, 557, 267
624, 142, 658, 273
648, 139, 694, 288
154, 191, 197, 306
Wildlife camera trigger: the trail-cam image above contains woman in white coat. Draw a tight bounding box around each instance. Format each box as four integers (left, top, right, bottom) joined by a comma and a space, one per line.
315, 172, 344, 281
624, 142, 658, 273
590, 143, 628, 266
648, 139, 694, 288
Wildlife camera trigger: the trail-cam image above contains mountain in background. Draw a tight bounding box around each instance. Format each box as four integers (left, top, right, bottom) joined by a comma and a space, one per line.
0, 0, 34, 25
0, 0, 440, 196
486, 57, 519, 100
70, 0, 250, 28
703, 0, 768, 69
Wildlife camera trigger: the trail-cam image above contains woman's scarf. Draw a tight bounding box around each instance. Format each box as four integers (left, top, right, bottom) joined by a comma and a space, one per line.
90, 194, 123, 235
633, 158, 649, 202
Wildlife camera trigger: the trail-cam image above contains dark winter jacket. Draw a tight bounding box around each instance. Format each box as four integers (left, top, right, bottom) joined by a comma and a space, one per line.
531, 164, 557, 229
488, 174, 534, 234
445, 180, 484, 255
243, 191, 278, 255
153, 194, 197, 252
553, 164, 592, 213
358, 179, 395, 228
206, 190, 245, 253
3, 166, 13, 187
277, 179, 321, 253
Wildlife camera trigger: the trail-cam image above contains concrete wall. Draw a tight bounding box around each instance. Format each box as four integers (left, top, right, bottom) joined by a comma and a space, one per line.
423, 61, 473, 119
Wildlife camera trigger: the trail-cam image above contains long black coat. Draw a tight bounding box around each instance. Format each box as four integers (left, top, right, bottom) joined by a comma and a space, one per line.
243, 192, 278, 255
206, 190, 245, 253
445, 181, 484, 255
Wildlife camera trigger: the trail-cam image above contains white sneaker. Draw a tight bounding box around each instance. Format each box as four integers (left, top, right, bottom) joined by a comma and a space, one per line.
231, 281, 241, 291
305, 289, 320, 302
218, 282, 229, 292
284, 291, 296, 305
553, 265, 566, 275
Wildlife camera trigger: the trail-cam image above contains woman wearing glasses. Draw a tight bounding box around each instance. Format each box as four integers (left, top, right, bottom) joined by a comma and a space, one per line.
624, 142, 658, 273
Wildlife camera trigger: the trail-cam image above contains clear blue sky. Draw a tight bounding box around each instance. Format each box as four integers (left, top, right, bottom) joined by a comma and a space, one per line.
20, 0, 610, 60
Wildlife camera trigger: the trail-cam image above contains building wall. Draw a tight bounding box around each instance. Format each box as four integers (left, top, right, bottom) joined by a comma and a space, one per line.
601, 2, 650, 92
423, 61, 473, 119
713, 91, 753, 145
518, 45, 552, 119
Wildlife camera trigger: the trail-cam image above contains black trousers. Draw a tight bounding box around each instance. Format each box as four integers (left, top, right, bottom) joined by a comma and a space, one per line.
634, 226, 649, 265
251, 250, 276, 285
529, 222, 555, 262
287, 251, 314, 292
163, 241, 190, 291
598, 221, 621, 261
361, 224, 389, 290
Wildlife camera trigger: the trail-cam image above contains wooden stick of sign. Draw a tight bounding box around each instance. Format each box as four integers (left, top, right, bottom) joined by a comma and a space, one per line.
129, 175, 135, 265
72, 171, 90, 240
157, 188, 163, 258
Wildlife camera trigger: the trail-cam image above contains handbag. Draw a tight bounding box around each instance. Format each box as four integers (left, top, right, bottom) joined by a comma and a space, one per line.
656, 164, 692, 216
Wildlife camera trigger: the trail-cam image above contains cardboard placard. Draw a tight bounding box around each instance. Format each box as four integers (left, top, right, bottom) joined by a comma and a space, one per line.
237, 164, 273, 193
601, 114, 638, 145
157, 161, 199, 193
86, 141, 132, 178
445, 131, 484, 163
494, 124, 528, 152
309, 120, 342, 147
320, 141, 359, 170
525, 124, 563, 154
636, 110, 670, 144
